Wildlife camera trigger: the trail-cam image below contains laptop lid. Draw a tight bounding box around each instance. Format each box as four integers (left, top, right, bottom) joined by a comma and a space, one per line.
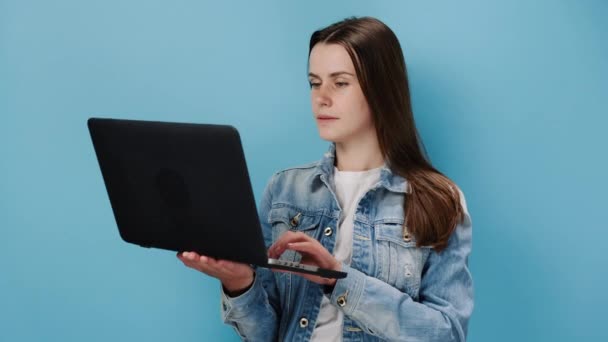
87, 117, 268, 266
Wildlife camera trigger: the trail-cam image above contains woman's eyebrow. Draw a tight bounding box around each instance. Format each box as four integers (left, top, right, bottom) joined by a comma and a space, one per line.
308, 71, 355, 78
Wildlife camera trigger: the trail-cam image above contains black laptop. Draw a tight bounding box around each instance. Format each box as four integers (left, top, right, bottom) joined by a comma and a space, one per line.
87, 118, 346, 279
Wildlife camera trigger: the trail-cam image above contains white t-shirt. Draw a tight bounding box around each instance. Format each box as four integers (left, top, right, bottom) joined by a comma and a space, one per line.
310, 166, 382, 341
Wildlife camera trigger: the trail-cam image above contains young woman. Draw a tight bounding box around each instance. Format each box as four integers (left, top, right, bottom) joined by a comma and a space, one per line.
178, 16, 473, 341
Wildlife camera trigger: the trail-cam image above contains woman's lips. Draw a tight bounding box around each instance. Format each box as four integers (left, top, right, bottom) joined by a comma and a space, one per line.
316, 115, 339, 122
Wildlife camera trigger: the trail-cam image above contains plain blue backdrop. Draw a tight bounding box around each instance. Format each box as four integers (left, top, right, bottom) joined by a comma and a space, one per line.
1, 0, 606, 340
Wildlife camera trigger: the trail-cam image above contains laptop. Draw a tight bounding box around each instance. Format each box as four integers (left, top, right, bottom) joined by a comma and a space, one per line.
87, 117, 347, 279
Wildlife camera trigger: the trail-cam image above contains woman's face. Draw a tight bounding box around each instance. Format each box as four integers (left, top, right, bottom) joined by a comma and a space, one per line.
308, 43, 374, 144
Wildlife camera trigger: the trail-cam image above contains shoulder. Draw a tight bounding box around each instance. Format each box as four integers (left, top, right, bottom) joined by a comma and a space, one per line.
269, 161, 320, 183
263, 161, 322, 199
443, 181, 471, 228
446, 182, 470, 217
275, 161, 319, 174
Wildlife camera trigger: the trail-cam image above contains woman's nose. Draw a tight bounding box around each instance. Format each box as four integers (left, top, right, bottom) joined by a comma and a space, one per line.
314, 85, 332, 108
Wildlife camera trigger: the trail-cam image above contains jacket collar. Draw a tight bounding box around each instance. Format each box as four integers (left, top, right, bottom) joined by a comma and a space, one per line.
314, 142, 411, 194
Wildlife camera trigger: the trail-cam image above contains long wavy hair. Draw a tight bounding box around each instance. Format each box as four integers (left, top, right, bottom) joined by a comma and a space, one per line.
309, 16, 463, 251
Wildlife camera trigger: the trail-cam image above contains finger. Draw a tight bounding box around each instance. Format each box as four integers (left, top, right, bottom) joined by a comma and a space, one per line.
181, 257, 209, 273
177, 253, 236, 281
200, 255, 213, 265
200, 256, 249, 277
199, 256, 226, 273
269, 231, 311, 258
199, 255, 224, 272
268, 233, 293, 258
287, 242, 336, 268
286, 241, 324, 255
180, 254, 218, 273
181, 251, 200, 261
192, 258, 223, 276
269, 231, 305, 254
179, 252, 251, 281
177, 252, 197, 265
216, 259, 245, 272
190, 251, 202, 260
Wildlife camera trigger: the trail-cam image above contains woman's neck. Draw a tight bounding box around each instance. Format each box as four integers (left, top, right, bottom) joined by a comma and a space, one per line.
334, 135, 384, 171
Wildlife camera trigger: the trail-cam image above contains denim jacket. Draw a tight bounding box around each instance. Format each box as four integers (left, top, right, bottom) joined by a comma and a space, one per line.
220, 144, 474, 341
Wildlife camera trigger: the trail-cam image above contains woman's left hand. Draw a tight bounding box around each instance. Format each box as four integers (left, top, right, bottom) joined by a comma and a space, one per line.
268, 231, 340, 286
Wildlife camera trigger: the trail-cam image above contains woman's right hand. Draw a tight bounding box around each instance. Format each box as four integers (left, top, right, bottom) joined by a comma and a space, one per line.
177, 251, 254, 295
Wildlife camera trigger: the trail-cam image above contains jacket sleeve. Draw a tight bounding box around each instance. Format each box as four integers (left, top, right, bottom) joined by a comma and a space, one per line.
327, 190, 474, 341
219, 174, 281, 341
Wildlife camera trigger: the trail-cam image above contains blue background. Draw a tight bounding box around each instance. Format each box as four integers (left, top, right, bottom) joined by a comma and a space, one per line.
2, 0, 606, 340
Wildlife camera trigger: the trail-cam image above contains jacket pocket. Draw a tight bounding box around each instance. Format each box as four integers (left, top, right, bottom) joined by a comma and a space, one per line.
268, 204, 322, 262
374, 221, 431, 300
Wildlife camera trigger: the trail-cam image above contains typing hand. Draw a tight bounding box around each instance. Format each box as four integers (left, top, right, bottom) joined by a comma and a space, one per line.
268, 231, 339, 286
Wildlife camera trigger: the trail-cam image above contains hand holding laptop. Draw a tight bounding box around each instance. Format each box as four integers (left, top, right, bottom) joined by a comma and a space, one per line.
178, 251, 254, 296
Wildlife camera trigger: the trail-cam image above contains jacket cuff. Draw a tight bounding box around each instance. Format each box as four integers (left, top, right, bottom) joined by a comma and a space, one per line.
220, 271, 263, 321
326, 263, 366, 316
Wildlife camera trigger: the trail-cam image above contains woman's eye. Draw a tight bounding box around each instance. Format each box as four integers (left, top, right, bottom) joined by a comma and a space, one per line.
336, 82, 348, 88
309, 82, 320, 88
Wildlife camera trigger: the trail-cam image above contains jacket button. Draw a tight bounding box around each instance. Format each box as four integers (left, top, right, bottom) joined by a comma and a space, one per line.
299, 317, 309, 328
324, 227, 333, 236
403, 231, 412, 242
337, 295, 347, 307
290, 213, 302, 227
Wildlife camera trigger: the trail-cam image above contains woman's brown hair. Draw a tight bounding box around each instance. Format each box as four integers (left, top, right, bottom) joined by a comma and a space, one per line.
309, 16, 464, 251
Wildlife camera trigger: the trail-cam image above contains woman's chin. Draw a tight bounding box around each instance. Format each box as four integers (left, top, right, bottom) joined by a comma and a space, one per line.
317, 129, 343, 142
318, 135, 340, 143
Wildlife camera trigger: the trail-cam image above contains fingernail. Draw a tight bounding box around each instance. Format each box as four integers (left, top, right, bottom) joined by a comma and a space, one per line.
200, 256, 207, 263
